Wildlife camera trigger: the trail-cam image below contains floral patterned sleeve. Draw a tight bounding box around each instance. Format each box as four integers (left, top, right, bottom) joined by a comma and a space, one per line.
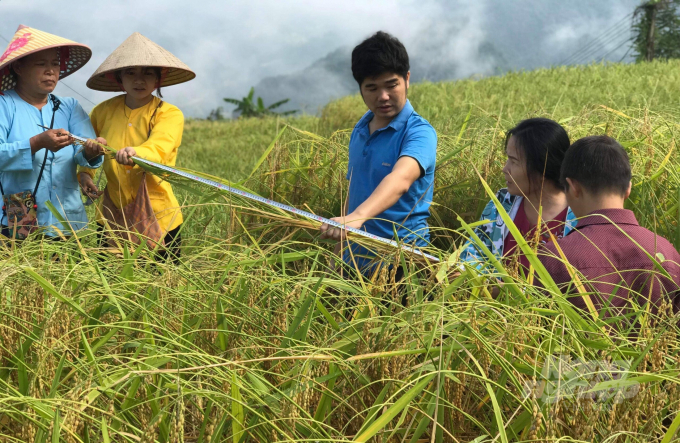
458, 198, 501, 269
457, 188, 517, 273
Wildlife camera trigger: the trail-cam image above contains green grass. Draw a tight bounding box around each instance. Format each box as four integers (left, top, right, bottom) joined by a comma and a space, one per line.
179, 59, 680, 183
180, 60, 680, 247
180, 115, 321, 180
2, 60, 680, 442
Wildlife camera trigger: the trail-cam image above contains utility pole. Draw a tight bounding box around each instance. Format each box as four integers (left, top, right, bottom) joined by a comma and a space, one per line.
645, 1, 659, 61
640, 0, 670, 61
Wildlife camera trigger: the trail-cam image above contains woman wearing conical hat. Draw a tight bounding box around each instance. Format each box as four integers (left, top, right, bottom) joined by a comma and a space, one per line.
0, 25, 104, 239
79, 32, 195, 261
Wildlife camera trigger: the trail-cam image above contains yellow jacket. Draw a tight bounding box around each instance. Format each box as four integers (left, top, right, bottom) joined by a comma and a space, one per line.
80, 95, 183, 233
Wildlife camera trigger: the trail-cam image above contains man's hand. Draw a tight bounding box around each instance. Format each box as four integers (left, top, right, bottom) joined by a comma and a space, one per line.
79, 172, 103, 200
115, 147, 137, 166
320, 212, 365, 241
83, 137, 107, 161
448, 270, 462, 279
30, 129, 73, 153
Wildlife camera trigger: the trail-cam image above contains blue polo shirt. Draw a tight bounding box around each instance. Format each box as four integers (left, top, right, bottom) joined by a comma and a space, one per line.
343, 99, 437, 272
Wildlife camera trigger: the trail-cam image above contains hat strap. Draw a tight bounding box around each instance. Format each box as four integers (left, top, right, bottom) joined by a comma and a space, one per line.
59, 47, 70, 73
105, 72, 125, 92
155, 68, 169, 88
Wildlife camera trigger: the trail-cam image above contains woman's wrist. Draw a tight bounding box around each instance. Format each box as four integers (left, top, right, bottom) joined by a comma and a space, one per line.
29, 135, 39, 154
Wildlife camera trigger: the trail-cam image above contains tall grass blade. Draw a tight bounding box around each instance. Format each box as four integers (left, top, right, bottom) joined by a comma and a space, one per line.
231, 372, 245, 443
246, 125, 287, 181
661, 411, 680, 443
353, 374, 436, 443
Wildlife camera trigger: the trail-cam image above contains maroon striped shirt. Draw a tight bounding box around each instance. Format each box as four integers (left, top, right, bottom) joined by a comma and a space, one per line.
539, 209, 680, 323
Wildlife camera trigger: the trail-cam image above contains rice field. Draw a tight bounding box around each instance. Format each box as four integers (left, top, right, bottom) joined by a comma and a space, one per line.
2, 60, 680, 442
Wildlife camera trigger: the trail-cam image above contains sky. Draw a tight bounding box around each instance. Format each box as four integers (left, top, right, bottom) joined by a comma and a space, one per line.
3, 0, 641, 117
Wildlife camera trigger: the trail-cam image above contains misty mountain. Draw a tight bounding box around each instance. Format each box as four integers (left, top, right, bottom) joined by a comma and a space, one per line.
254, 40, 509, 115
253, 0, 639, 115
254, 48, 358, 115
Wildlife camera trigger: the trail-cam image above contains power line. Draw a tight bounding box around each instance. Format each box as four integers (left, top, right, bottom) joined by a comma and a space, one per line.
560, 12, 635, 65
561, 12, 633, 65
562, 21, 631, 66
571, 25, 632, 64
601, 37, 635, 61
618, 41, 636, 62
575, 16, 637, 65
560, 18, 629, 65
570, 25, 633, 65
56, 81, 97, 106
0, 32, 96, 105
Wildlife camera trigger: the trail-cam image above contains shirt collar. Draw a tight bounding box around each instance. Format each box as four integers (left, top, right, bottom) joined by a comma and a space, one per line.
357, 99, 414, 132
387, 99, 414, 130
574, 208, 639, 230
5, 89, 27, 106
7, 89, 55, 111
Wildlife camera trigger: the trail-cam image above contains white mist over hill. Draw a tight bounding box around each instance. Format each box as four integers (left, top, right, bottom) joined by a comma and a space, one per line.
254, 0, 640, 115
2, 0, 639, 117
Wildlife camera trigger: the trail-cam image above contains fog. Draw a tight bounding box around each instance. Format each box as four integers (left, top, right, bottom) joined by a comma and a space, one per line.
4, 0, 640, 117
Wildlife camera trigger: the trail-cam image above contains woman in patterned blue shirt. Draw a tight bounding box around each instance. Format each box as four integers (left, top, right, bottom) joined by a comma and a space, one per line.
459, 118, 577, 272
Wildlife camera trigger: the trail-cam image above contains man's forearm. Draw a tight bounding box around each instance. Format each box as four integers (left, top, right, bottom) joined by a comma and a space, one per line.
350, 172, 411, 221
320, 157, 421, 242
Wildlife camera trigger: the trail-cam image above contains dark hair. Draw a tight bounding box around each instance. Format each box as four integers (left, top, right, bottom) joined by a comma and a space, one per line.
154, 67, 163, 98
351, 31, 409, 87
115, 66, 163, 98
9, 58, 25, 81
560, 135, 631, 196
505, 117, 571, 188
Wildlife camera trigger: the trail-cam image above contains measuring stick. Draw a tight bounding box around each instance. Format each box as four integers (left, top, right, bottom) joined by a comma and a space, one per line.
59, 128, 440, 263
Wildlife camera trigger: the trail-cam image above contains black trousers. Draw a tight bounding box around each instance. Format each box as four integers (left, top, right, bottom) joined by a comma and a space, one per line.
95, 224, 182, 264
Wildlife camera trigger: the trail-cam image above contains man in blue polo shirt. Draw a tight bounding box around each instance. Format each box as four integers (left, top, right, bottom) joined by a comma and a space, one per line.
320, 31, 437, 276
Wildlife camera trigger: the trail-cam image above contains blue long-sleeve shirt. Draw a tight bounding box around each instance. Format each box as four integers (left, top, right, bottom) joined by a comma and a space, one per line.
0, 90, 103, 235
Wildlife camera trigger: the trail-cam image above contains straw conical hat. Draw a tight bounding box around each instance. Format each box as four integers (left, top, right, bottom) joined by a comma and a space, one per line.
87, 33, 195, 91
0, 24, 92, 91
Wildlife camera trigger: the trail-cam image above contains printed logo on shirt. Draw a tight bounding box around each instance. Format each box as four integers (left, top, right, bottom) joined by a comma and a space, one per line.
540, 228, 564, 243
382, 162, 392, 167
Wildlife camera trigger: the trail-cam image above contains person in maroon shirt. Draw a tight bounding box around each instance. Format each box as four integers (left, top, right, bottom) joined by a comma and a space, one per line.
499, 119, 572, 270
539, 135, 680, 328
459, 118, 576, 274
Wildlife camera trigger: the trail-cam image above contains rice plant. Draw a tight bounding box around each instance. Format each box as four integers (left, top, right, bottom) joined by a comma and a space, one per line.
1, 61, 680, 442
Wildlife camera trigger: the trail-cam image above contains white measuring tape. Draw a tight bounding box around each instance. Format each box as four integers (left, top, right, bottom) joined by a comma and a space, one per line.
69, 132, 439, 263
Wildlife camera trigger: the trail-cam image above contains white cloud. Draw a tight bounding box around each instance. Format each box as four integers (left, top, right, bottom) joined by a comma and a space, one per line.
2, 0, 641, 117
541, 1, 638, 64
4, 0, 454, 116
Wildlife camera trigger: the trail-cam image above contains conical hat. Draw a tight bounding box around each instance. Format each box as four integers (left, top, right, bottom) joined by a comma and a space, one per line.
87, 33, 195, 91
0, 25, 92, 91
